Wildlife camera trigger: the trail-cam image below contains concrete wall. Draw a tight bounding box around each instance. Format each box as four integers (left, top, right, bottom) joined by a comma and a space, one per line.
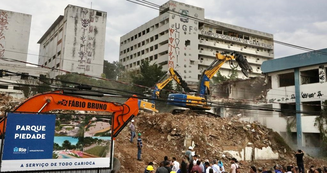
0, 9, 31, 66
0, 64, 49, 99
63, 5, 106, 77
38, 5, 106, 78
224, 146, 278, 161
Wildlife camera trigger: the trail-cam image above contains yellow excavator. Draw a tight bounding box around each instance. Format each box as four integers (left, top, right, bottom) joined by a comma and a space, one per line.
167, 52, 253, 113
138, 67, 193, 112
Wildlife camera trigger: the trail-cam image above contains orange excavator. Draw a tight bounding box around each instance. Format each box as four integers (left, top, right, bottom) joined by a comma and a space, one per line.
0, 90, 139, 171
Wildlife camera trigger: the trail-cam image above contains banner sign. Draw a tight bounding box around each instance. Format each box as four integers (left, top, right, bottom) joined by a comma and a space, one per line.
1, 113, 112, 172
3, 113, 56, 160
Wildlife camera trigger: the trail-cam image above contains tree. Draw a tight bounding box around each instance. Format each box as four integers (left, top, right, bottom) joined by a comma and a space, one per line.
130, 60, 167, 93
212, 66, 238, 83
103, 60, 124, 80
315, 100, 327, 157
62, 140, 72, 149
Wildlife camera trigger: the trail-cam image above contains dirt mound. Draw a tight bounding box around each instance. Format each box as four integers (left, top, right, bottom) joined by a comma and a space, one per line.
115, 112, 326, 173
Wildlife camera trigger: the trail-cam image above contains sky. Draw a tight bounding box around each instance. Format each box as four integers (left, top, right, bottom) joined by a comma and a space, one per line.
1, 0, 327, 64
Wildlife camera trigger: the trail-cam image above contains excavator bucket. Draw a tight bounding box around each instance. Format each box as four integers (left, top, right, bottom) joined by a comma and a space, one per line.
235, 54, 253, 77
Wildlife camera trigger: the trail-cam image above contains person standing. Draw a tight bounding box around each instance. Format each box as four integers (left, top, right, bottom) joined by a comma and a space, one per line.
229, 158, 238, 173
130, 119, 136, 143
137, 133, 142, 160
295, 150, 304, 173
172, 157, 180, 172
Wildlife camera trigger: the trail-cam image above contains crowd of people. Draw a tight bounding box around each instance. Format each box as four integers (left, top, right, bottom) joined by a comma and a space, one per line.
129, 120, 326, 173
142, 148, 326, 173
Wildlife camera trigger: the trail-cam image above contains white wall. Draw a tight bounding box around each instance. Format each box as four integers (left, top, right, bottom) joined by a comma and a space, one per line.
63, 5, 106, 77
0, 10, 31, 66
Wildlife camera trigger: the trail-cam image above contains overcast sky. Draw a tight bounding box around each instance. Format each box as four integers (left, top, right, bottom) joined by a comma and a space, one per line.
2, 0, 327, 64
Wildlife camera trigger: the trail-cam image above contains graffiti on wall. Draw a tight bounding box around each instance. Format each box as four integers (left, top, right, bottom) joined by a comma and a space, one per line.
168, 23, 181, 69
0, 11, 8, 58
77, 9, 97, 72
319, 68, 325, 83
268, 91, 324, 103
201, 30, 272, 49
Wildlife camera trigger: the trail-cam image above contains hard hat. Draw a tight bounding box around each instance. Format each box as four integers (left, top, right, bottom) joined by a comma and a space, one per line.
138, 133, 141, 136
188, 146, 193, 150
147, 165, 154, 171
131, 119, 134, 122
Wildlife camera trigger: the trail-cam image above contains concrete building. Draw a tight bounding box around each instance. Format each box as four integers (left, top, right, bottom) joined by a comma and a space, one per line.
261, 48, 327, 156
119, 0, 273, 84
0, 9, 31, 66
220, 49, 326, 157
38, 5, 107, 78
0, 64, 49, 100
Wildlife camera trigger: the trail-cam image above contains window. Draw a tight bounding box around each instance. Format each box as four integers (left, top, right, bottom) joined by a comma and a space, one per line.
56, 63, 60, 68
279, 72, 294, 87
185, 40, 191, 46
302, 101, 321, 115
301, 69, 319, 84
280, 103, 296, 116
96, 11, 102, 16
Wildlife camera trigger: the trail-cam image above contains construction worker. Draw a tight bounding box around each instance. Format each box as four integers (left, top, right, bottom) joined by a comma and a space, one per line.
130, 119, 136, 143
137, 133, 142, 161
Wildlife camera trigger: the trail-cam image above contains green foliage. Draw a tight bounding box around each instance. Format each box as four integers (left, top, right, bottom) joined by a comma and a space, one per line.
315, 100, 327, 156
130, 60, 167, 93
103, 60, 124, 80
62, 140, 74, 149
85, 146, 108, 157
212, 66, 238, 83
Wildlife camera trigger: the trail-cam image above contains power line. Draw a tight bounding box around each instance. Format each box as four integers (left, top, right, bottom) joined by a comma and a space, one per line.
0, 78, 323, 115
126, 0, 326, 55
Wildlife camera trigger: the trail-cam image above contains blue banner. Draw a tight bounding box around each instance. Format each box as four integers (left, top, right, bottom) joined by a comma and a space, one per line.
2, 113, 56, 160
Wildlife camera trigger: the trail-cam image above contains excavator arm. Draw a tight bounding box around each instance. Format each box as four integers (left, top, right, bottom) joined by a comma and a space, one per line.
0, 90, 139, 137
152, 67, 193, 99
199, 52, 252, 97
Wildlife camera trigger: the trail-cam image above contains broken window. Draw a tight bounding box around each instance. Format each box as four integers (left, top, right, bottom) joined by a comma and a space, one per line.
302, 101, 321, 115
185, 40, 191, 47
279, 72, 294, 87
301, 69, 319, 84
280, 103, 296, 116
96, 11, 102, 16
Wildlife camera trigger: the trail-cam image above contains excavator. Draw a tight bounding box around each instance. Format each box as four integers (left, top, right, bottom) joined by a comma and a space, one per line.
138, 67, 193, 112
0, 90, 139, 172
167, 52, 253, 114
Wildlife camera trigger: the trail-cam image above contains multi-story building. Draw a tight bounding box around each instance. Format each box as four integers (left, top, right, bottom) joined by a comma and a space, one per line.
244, 49, 326, 156
0, 9, 31, 66
38, 5, 107, 78
119, 0, 273, 84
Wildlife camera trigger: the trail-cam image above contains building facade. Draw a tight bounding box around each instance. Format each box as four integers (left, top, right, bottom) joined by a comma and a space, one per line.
119, 0, 274, 84
259, 49, 326, 156
38, 5, 107, 78
0, 9, 31, 66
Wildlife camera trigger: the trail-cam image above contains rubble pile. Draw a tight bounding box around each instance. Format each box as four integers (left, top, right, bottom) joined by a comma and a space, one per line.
115, 112, 326, 173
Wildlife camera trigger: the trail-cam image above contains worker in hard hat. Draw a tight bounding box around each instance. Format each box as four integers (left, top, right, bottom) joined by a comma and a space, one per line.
137, 133, 143, 161
129, 119, 136, 143
145, 165, 154, 173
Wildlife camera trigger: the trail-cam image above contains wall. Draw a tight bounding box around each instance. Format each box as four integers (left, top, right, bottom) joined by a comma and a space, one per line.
0, 64, 49, 100
223, 146, 278, 161
63, 5, 106, 77
0, 9, 31, 66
